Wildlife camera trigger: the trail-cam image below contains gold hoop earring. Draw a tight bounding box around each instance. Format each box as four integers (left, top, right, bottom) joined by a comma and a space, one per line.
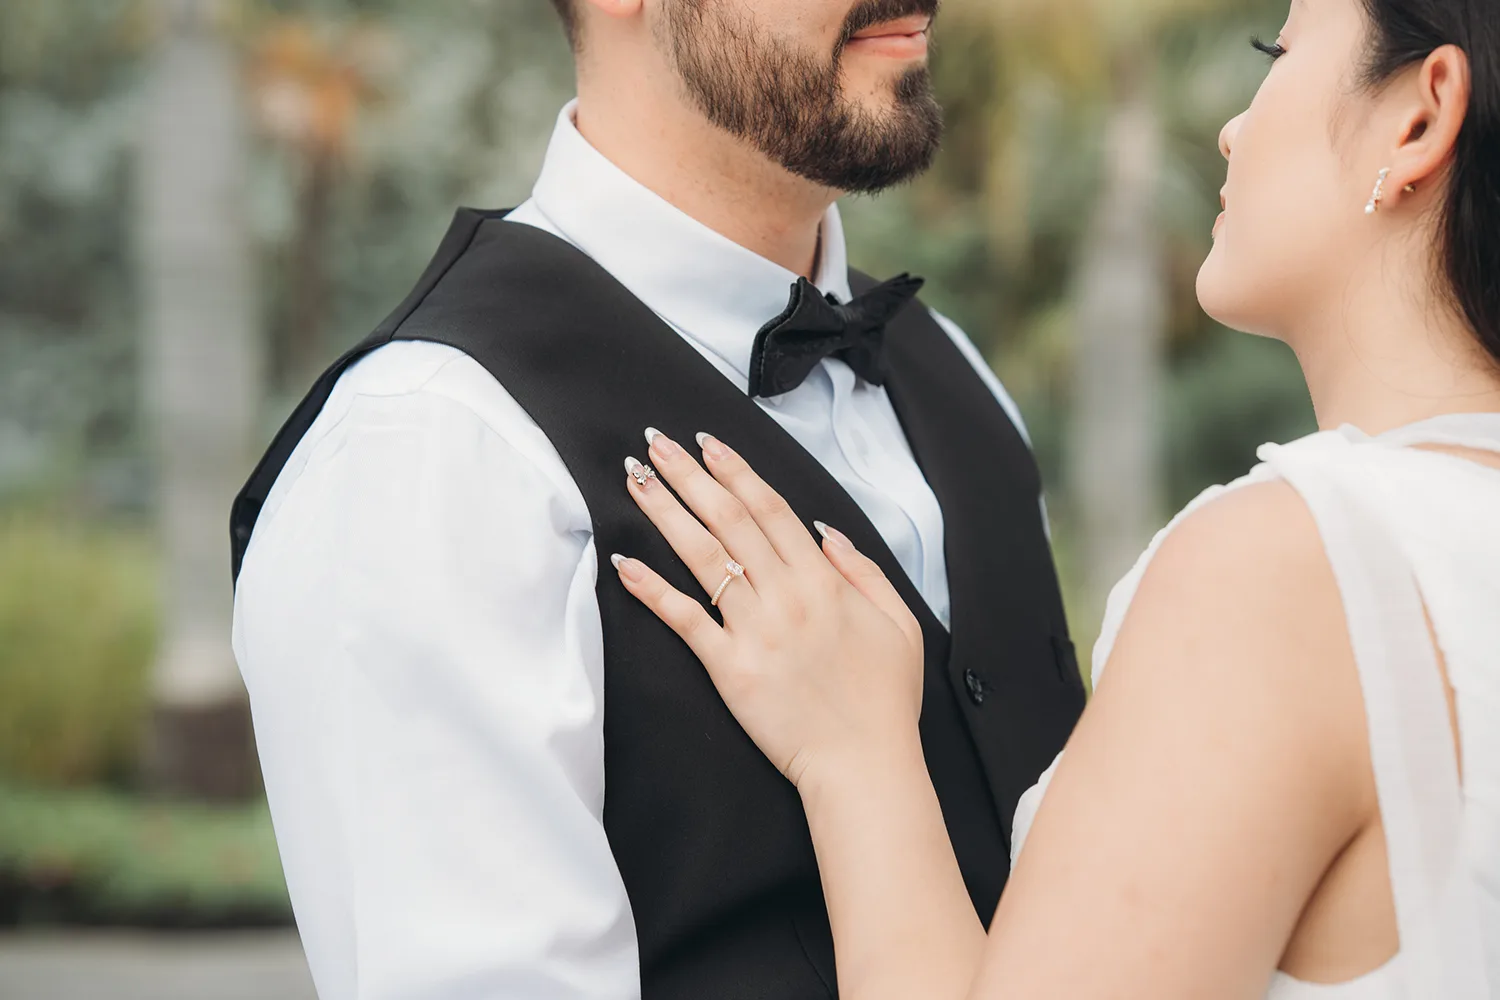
1365, 167, 1392, 215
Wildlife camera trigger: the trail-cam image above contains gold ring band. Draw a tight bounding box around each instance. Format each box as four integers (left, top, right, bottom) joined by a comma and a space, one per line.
711, 560, 746, 607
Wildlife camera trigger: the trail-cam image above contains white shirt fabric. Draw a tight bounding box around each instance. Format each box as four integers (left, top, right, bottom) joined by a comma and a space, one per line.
233, 101, 1034, 1000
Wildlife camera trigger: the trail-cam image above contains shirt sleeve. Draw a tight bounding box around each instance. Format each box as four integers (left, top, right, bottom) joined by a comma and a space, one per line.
232, 371, 640, 1000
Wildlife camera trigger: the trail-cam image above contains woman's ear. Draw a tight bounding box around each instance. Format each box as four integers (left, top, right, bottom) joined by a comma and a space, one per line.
1389, 44, 1471, 197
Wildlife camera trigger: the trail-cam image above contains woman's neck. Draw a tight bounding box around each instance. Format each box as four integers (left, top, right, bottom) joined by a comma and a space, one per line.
1288, 269, 1500, 436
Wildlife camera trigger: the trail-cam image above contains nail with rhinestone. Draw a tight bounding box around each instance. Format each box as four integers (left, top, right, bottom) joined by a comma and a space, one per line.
625, 456, 658, 488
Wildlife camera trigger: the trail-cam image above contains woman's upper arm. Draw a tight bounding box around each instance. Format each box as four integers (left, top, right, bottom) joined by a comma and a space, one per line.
975, 481, 1375, 999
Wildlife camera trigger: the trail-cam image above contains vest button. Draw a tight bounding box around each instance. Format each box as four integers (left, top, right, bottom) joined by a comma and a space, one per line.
963, 669, 988, 707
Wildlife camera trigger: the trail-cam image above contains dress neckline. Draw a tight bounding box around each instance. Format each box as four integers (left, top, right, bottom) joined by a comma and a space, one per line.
1332, 411, 1500, 450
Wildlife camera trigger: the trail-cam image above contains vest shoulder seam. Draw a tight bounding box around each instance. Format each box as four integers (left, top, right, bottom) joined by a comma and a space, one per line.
380, 213, 489, 345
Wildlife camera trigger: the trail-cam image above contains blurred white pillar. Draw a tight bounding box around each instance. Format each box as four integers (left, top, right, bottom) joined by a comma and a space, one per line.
1067, 81, 1167, 613
138, 0, 261, 798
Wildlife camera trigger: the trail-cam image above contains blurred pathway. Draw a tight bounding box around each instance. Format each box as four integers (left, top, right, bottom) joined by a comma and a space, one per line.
0, 931, 316, 1000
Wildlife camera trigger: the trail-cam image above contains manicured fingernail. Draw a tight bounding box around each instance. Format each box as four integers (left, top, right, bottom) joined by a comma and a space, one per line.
814, 521, 851, 550
696, 432, 731, 461
611, 553, 647, 582
645, 427, 682, 461
625, 456, 658, 490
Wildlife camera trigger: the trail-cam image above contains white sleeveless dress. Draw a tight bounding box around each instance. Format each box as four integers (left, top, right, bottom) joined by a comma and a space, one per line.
1009, 414, 1500, 998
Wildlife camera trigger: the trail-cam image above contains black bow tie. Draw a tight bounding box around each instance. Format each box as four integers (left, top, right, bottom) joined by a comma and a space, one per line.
747, 273, 926, 398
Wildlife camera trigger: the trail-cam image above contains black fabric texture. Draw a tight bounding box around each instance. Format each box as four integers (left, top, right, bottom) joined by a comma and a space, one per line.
229, 210, 1084, 999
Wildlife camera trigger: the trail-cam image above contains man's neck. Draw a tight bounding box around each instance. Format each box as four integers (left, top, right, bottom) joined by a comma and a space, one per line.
573, 88, 836, 280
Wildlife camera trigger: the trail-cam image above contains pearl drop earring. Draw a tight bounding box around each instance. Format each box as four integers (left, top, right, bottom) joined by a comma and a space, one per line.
1365, 167, 1392, 215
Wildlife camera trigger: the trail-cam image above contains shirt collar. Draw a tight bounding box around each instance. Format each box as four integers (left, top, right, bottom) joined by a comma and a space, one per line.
528, 100, 853, 385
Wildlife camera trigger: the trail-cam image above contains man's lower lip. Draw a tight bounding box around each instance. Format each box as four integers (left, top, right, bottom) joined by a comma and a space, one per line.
846, 32, 929, 59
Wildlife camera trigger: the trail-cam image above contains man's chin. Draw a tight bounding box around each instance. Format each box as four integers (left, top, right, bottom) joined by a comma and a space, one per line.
841, 70, 933, 117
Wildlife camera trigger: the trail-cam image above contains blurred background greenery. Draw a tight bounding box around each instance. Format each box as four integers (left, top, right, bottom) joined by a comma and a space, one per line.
0, 0, 1314, 931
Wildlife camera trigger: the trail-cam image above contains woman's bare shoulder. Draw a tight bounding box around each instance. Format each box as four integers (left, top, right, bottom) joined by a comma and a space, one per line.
1134, 478, 1336, 639
1100, 476, 1371, 807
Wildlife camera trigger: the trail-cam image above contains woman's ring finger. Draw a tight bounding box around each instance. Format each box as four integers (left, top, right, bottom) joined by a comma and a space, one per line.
710, 560, 747, 608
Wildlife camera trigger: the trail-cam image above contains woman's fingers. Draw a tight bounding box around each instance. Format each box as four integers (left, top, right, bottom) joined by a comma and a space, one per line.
815, 521, 923, 652
611, 554, 730, 662
644, 430, 784, 578
696, 433, 827, 566
626, 458, 758, 614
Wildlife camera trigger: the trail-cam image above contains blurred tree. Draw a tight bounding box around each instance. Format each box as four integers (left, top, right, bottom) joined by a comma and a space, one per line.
138, 0, 260, 799
245, 0, 572, 419
0, 0, 146, 510
925, 0, 1303, 613
250, 15, 385, 391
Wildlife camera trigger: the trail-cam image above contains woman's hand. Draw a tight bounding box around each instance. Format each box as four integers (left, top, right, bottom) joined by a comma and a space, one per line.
612, 428, 925, 791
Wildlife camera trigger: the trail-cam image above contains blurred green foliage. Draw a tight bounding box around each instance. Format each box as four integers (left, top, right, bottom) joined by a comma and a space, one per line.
0, 782, 289, 927
0, 516, 157, 788
1165, 328, 1315, 508
0, 515, 290, 927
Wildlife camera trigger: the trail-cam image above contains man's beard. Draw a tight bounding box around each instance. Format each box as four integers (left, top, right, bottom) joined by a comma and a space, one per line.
657, 0, 944, 194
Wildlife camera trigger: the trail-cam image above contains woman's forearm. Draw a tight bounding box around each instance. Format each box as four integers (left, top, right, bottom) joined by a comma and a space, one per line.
798, 737, 989, 1000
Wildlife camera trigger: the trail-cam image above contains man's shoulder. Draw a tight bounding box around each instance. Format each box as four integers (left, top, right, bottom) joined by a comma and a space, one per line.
334, 340, 560, 445
337, 339, 471, 398
252, 340, 585, 534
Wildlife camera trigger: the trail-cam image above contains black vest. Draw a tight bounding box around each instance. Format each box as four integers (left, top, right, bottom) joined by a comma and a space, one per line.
231, 211, 1084, 999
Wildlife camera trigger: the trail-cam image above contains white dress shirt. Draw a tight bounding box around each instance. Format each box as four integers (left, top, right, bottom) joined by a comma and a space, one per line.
233, 101, 1033, 1000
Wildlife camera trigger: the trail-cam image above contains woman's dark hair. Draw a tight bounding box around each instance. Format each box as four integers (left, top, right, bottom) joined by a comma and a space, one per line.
1360, 0, 1500, 367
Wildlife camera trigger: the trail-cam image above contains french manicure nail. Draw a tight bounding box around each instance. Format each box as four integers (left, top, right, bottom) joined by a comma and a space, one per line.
611, 554, 647, 582
646, 427, 681, 459
625, 456, 658, 488
814, 521, 851, 549
696, 433, 730, 461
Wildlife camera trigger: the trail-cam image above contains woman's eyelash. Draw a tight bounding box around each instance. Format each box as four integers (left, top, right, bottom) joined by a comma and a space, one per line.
1251, 36, 1287, 61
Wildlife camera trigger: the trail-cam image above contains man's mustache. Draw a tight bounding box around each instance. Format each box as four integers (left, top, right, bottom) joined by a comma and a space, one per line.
838, 0, 941, 49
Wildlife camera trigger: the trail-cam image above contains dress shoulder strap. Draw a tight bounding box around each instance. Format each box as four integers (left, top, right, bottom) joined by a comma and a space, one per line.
1378, 412, 1500, 454
1258, 436, 1490, 998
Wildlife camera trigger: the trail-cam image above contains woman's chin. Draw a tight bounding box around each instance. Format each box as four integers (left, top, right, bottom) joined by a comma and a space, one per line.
1195, 250, 1235, 325
1195, 258, 1284, 341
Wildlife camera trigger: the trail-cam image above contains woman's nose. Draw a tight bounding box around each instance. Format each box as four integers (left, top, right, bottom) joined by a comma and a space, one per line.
1219, 112, 1245, 161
